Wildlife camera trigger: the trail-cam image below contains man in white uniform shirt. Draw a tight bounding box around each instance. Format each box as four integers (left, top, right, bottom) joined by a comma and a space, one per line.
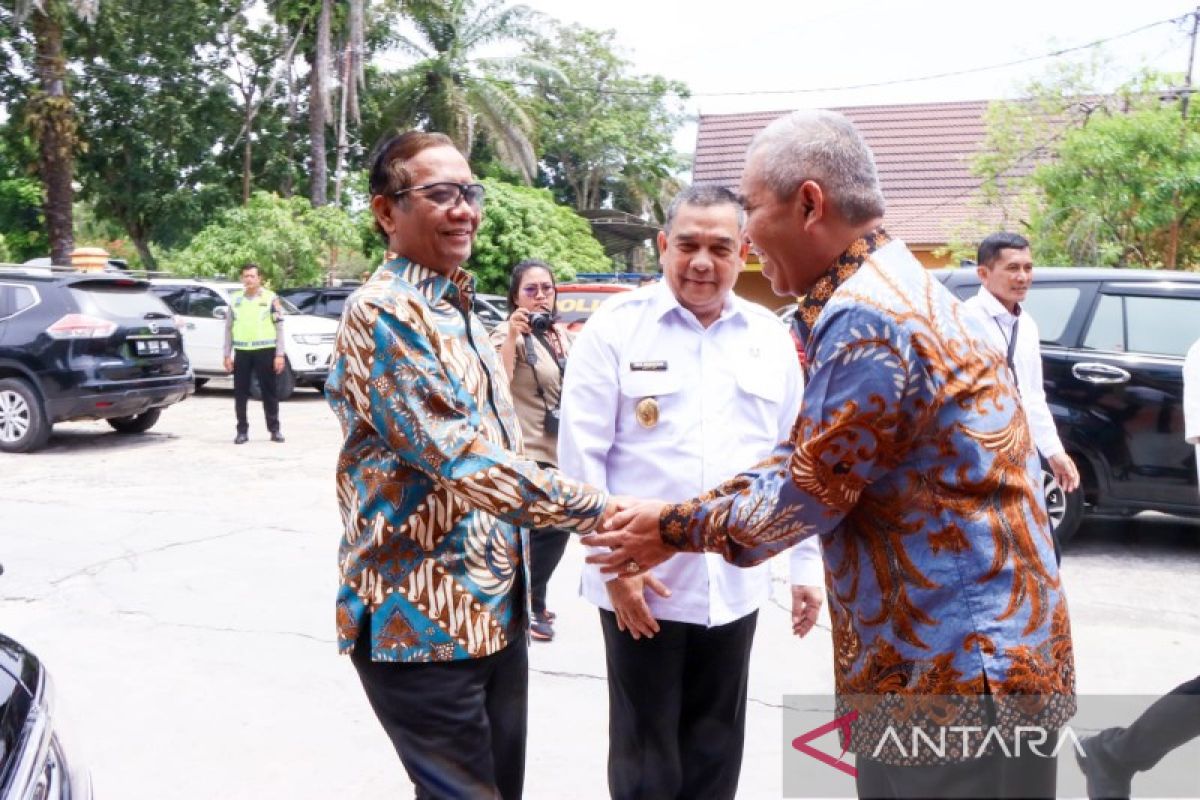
558, 186, 824, 800
964, 232, 1080, 558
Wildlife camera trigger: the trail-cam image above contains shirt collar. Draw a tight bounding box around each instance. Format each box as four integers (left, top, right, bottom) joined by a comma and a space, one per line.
649, 277, 745, 327
383, 255, 475, 314
974, 285, 1022, 320
793, 227, 891, 341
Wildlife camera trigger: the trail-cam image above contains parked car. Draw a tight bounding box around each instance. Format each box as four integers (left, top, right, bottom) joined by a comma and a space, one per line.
0, 565, 92, 799
555, 283, 633, 331
0, 632, 92, 799
276, 286, 353, 321
473, 294, 508, 330
0, 268, 193, 453
148, 279, 337, 400
23, 256, 129, 273
935, 266, 1200, 542
278, 285, 510, 331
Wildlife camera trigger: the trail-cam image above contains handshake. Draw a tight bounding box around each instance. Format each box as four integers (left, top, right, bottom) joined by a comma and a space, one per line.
585, 496, 674, 577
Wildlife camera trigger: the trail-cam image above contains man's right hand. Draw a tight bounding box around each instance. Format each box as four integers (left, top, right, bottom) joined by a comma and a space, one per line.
606, 573, 671, 640
600, 494, 639, 527
1047, 452, 1080, 493
223, 356, 233, 373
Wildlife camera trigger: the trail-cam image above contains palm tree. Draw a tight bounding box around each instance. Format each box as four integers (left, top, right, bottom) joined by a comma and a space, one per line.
383, 0, 548, 183
10, 0, 99, 264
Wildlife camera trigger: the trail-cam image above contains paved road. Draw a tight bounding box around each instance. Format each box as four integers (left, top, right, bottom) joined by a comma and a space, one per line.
1, 388, 1197, 798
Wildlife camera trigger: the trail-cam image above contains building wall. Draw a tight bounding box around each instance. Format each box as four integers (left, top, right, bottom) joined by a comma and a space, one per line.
735, 247, 951, 310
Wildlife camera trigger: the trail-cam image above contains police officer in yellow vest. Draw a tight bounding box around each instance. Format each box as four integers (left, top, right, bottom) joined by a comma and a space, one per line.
223, 263, 286, 444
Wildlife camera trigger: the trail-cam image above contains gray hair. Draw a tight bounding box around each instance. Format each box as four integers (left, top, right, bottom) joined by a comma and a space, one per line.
663, 184, 746, 235
745, 110, 885, 224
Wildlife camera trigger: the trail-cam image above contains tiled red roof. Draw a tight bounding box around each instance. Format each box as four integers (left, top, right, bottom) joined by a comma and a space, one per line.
693, 100, 1040, 247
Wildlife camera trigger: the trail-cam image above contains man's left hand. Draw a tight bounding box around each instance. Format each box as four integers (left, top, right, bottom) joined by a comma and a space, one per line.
791, 584, 823, 638
581, 500, 673, 576
273, 355, 285, 375
1048, 452, 1079, 493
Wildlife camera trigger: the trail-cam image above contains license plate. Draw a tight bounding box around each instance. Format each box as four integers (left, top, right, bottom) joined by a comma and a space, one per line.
134, 339, 173, 356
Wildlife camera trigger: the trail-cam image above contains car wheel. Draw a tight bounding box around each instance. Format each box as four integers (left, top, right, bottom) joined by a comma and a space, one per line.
250, 361, 296, 401
107, 408, 162, 434
194, 378, 209, 389
1042, 466, 1083, 544
0, 378, 51, 453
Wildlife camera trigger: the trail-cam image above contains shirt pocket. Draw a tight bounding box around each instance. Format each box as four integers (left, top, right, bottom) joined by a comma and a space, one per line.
618, 370, 685, 439
734, 364, 788, 437
735, 365, 785, 405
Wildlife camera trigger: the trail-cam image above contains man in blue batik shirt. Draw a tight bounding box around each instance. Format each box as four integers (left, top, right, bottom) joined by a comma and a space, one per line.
587, 110, 1075, 800
326, 131, 613, 800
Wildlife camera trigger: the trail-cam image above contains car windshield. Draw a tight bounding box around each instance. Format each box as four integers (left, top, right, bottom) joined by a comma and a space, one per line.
70, 284, 170, 319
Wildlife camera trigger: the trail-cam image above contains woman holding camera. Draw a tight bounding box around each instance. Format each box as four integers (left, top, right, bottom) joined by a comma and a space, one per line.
492, 260, 575, 641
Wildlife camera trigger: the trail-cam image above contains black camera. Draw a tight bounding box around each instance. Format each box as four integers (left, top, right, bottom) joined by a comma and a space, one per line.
543, 406, 560, 436
529, 311, 553, 334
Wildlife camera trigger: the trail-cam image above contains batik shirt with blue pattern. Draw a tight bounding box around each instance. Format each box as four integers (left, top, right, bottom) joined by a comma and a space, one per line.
327, 258, 607, 663
660, 231, 1075, 763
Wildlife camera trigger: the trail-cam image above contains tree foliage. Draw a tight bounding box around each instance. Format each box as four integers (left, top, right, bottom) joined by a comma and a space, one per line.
961, 63, 1199, 269
1, 0, 100, 263
0, 175, 48, 261
526, 22, 688, 219
69, 0, 240, 268
0, 0, 690, 278
363, 0, 542, 182
0, 132, 47, 261
467, 177, 609, 293
165, 191, 360, 288
1032, 104, 1200, 268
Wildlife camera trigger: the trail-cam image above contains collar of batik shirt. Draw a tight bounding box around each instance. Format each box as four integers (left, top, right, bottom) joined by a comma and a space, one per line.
381, 255, 476, 315
793, 227, 891, 350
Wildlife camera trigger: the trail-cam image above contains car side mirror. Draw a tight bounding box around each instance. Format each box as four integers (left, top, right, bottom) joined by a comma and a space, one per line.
213, 306, 230, 320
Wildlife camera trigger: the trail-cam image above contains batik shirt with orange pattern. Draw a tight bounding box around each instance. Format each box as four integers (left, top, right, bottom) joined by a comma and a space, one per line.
660, 230, 1075, 763
327, 258, 607, 663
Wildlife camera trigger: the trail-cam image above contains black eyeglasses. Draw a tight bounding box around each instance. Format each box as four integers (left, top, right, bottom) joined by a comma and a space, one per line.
394, 182, 486, 209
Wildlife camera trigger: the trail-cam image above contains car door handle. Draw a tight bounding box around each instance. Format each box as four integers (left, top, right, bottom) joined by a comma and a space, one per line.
1072, 362, 1131, 384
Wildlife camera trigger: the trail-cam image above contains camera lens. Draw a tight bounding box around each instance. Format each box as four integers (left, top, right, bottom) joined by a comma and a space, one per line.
530, 312, 552, 333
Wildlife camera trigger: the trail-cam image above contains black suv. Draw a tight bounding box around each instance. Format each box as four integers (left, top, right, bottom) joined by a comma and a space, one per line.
0, 269, 193, 452
277, 285, 354, 320
936, 267, 1200, 542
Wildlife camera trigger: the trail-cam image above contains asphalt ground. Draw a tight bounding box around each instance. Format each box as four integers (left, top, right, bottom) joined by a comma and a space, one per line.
1, 385, 1197, 798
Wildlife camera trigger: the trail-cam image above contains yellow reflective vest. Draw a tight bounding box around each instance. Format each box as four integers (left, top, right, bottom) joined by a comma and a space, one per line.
230, 289, 280, 350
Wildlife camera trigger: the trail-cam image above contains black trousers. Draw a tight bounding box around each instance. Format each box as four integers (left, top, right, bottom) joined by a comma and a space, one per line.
599, 608, 758, 800
528, 527, 569, 616
232, 348, 279, 435
350, 626, 529, 800
855, 746, 1058, 799
1091, 674, 1200, 774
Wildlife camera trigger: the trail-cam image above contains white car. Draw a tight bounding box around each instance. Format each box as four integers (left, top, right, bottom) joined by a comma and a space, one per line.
148, 278, 337, 400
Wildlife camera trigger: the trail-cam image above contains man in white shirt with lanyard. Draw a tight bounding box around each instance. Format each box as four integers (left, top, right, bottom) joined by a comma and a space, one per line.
964, 233, 1080, 557
558, 185, 824, 800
